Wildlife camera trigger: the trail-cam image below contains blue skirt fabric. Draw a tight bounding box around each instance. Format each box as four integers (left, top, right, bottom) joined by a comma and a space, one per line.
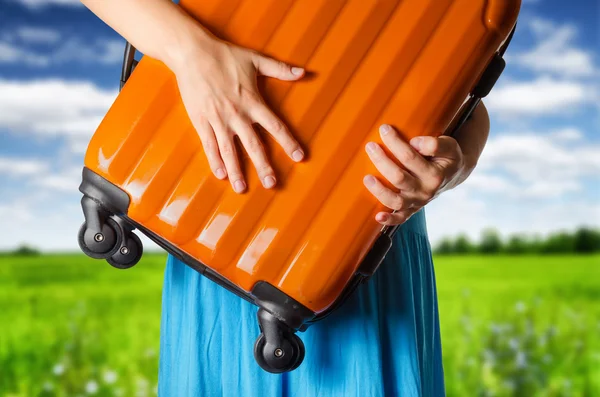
158, 210, 445, 397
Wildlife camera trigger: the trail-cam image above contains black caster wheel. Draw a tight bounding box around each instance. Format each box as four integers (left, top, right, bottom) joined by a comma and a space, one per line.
253, 332, 304, 374
289, 333, 305, 371
107, 233, 143, 270
78, 218, 122, 259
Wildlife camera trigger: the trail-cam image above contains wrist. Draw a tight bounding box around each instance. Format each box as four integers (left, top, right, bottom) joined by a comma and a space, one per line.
159, 9, 217, 72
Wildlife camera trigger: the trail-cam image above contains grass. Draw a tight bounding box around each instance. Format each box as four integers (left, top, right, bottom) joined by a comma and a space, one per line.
435, 256, 600, 397
0, 254, 598, 396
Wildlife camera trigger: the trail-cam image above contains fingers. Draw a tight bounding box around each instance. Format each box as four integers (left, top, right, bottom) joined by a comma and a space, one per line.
231, 117, 277, 189
195, 117, 227, 180
363, 175, 407, 211
365, 142, 418, 192
252, 53, 305, 81
375, 211, 412, 226
211, 118, 246, 194
410, 135, 462, 160
250, 103, 304, 163
379, 124, 433, 178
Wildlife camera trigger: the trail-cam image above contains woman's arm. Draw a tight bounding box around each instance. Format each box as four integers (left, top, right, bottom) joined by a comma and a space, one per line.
81, 0, 306, 193
80, 0, 206, 68
364, 102, 491, 225
441, 101, 490, 192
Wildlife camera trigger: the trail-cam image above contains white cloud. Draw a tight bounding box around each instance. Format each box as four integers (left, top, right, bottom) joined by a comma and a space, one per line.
0, 79, 116, 141
31, 166, 82, 192
0, 41, 50, 66
0, 37, 124, 67
489, 17, 599, 119
485, 76, 594, 117
427, 192, 600, 245
477, 131, 600, 184
457, 129, 600, 202
0, 202, 36, 224
0, 195, 160, 252
51, 38, 124, 65
16, 26, 62, 44
512, 18, 597, 78
12, 0, 82, 9
0, 157, 48, 176
511, 18, 598, 77
548, 127, 584, 141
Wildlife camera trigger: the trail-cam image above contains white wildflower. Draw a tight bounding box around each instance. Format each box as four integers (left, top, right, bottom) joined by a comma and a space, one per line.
483, 349, 496, 367
52, 364, 65, 376
515, 301, 526, 313
85, 380, 99, 395
489, 323, 502, 334
42, 381, 54, 391
515, 351, 527, 368
137, 378, 150, 397
508, 338, 519, 350
103, 370, 118, 385
564, 379, 572, 389
542, 354, 552, 364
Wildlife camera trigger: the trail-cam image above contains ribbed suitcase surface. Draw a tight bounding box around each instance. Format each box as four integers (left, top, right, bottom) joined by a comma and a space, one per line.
84, 0, 519, 313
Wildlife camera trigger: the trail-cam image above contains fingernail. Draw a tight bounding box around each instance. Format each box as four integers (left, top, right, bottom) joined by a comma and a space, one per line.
291, 67, 304, 76
366, 142, 378, 154
263, 176, 276, 189
364, 175, 377, 187
376, 213, 390, 223
215, 168, 227, 179
233, 180, 246, 193
379, 124, 391, 136
292, 149, 304, 162
411, 137, 423, 150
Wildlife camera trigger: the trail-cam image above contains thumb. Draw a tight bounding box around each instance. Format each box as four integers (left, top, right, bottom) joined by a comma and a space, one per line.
410, 136, 461, 160
253, 53, 305, 81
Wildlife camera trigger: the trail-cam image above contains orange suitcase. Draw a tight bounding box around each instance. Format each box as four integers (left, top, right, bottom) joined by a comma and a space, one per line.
78, 0, 520, 372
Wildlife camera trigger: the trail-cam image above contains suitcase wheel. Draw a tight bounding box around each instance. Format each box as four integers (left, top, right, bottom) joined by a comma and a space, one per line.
106, 232, 143, 270
78, 218, 122, 260
254, 309, 305, 373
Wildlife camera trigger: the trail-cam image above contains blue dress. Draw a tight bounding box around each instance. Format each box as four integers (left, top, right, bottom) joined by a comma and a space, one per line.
158, 210, 445, 397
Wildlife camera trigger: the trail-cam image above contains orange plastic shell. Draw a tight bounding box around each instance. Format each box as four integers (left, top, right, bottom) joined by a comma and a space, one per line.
84, 0, 520, 313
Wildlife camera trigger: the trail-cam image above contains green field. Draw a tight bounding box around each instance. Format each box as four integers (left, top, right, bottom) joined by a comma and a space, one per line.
0, 254, 598, 396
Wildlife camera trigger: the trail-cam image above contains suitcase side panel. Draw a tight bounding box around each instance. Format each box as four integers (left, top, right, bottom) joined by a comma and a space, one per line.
84, 0, 520, 313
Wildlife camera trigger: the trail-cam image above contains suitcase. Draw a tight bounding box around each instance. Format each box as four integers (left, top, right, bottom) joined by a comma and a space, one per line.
78, 0, 520, 373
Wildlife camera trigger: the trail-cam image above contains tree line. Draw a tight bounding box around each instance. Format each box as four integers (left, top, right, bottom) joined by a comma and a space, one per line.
434, 227, 600, 255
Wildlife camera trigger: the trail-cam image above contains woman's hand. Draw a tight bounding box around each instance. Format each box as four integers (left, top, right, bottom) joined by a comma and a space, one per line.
363, 125, 467, 226
167, 35, 305, 193
81, 0, 305, 194
363, 102, 490, 226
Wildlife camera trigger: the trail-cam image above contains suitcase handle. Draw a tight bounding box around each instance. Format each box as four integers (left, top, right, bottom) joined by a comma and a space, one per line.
120, 41, 138, 92
447, 23, 517, 137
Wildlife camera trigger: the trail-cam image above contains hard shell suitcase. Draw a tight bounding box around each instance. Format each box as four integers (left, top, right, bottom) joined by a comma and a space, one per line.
78, 0, 520, 373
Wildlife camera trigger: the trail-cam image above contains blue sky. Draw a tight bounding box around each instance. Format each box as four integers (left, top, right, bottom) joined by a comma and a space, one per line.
0, 0, 598, 251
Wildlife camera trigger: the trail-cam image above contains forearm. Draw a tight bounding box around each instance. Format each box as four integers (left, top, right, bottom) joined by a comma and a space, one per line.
445, 101, 490, 189
80, 0, 214, 70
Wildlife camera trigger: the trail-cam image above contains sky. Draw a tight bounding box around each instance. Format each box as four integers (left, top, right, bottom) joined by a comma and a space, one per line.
0, 0, 598, 251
